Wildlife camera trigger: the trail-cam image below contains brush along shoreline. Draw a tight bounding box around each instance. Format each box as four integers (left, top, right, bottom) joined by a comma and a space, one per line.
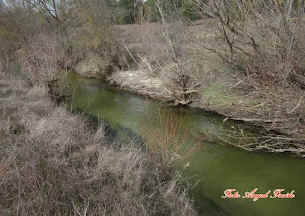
71, 69, 305, 157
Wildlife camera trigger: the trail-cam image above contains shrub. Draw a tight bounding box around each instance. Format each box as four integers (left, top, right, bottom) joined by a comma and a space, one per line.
0, 3, 50, 74
16, 33, 60, 85
196, 0, 305, 88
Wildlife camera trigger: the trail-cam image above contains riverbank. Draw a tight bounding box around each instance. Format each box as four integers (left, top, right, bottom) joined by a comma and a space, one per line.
66, 73, 305, 216
0, 73, 197, 215
98, 20, 305, 155
105, 67, 305, 156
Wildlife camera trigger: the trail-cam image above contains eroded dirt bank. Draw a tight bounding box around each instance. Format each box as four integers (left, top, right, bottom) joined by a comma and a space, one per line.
107, 69, 172, 100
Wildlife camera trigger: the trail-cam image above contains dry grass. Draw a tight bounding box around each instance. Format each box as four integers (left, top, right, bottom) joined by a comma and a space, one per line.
107, 70, 173, 100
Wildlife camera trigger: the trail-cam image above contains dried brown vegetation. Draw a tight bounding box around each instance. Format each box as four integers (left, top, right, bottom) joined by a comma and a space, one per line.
196, 0, 305, 88
0, 75, 197, 215
120, 21, 201, 105
141, 108, 202, 163
16, 33, 60, 85
0, 1, 197, 211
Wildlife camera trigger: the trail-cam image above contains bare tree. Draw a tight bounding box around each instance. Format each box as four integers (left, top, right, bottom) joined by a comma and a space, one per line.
154, 0, 200, 105
23, 0, 61, 23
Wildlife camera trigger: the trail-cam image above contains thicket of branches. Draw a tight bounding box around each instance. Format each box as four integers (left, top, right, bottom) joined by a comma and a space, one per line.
195, 0, 305, 88
0, 0, 115, 83
106, 0, 200, 24
0, 1, 49, 71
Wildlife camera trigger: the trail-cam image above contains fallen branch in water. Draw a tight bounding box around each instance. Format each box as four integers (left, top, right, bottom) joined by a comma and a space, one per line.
287, 94, 304, 114
229, 117, 295, 123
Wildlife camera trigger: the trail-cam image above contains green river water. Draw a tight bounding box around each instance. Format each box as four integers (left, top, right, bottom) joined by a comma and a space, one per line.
68, 72, 305, 216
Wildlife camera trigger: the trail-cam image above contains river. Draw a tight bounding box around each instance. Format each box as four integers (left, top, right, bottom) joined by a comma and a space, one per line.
68, 72, 305, 216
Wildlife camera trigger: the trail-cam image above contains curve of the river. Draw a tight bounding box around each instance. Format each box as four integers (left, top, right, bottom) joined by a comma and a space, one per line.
68, 73, 305, 216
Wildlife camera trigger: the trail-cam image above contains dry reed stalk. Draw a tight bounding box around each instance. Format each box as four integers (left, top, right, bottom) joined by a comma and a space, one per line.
141, 108, 202, 163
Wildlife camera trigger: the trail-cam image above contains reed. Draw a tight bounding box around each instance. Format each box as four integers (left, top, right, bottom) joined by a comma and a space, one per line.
141, 108, 203, 163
